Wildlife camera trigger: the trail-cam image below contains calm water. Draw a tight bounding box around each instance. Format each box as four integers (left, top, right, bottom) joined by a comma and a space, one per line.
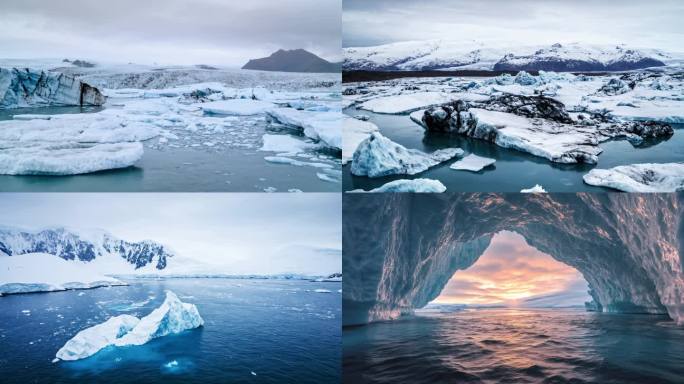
0, 279, 341, 384
343, 107, 684, 192
343, 308, 684, 384
0, 107, 340, 192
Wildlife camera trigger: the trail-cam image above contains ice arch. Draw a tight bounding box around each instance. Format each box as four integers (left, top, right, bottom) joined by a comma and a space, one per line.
342, 193, 684, 326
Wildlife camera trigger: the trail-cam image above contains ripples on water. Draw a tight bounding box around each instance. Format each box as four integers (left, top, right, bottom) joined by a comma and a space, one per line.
343, 308, 684, 383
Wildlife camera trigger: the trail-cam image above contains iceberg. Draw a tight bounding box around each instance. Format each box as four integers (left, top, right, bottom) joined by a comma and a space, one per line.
342, 116, 378, 165
350, 132, 463, 177
343, 194, 684, 326
449, 154, 496, 172
583, 163, 684, 192
200, 99, 274, 116
349, 178, 446, 193
0, 68, 105, 108
259, 134, 319, 154
266, 108, 341, 151
520, 184, 548, 193
55, 315, 140, 361
55, 291, 203, 361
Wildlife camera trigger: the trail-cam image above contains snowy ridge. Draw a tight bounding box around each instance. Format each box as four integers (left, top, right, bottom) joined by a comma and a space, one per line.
0, 226, 173, 270
344, 40, 675, 72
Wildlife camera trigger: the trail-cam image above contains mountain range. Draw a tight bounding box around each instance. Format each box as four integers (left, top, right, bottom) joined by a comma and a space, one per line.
343, 41, 675, 72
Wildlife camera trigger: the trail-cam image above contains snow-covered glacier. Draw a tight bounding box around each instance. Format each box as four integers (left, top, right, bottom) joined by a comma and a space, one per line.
343, 41, 674, 71
0, 68, 105, 108
342, 194, 684, 325
55, 291, 203, 361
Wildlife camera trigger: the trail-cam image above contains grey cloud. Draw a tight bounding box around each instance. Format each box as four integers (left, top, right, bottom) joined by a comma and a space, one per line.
0, 0, 341, 65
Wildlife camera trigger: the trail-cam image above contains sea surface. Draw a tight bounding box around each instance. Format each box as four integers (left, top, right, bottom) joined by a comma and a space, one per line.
0, 107, 340, 192
0, 278, 341, 384
343, 308, 684, 384
343, 107, 684, 192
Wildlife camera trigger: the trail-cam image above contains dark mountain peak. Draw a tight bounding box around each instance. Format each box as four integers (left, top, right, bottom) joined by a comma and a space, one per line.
242, 48, 340, 73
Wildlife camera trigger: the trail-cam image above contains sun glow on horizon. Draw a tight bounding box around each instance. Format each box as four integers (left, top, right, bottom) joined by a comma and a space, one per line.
432, 231, 590, 307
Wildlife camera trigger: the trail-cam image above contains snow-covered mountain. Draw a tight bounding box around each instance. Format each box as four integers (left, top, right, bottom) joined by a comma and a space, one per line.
343, 40, 674, 72
0, 227, 172, 271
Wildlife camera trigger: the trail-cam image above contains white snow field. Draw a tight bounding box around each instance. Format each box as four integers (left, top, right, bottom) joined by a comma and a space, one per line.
0, 253, 126, 295
55, 291, 203, 361
348, 178, 447, 193
0, 63, 341, 180
583, 163, 684, 192
350, 132, 463, 177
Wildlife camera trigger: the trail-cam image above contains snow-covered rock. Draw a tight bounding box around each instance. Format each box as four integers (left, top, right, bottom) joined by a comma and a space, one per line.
343, 194, 684, 325
342, 116, 378, 164
520, 184, 547, 193
55, 291, 203, 361
200, 99, 274, 116
0, 68, 105, 108
583, 163, 684, 192
266, 108, 341, 151
449, 154, 496, 172
349, 178, 446, 193
350, 132, 463, 177
0, 253, 127, 295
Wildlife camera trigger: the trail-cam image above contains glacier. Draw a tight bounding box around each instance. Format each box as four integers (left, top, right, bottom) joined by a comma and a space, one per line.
55, 291, 203, 361
0, 68, 105, 108
343, 194, 684, 325
350, 132, 463, 177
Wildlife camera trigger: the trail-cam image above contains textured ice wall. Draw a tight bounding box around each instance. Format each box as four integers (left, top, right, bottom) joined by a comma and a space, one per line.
343, 194, 684, 325
0, 68, 105, 108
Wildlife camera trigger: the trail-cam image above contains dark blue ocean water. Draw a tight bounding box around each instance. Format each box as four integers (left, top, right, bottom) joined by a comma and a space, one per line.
343, 308, 684, 384
0, 278, 341, 384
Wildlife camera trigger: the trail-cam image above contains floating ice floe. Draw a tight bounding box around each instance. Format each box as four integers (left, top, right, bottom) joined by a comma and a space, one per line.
259, 134, 319, 154
342, 116, 378, 165
449, 154, 496, 172
359, 92, 488, 114
200, 99, 274, 116
55, 291, 203, 361
0, 142, 143, 175
520, 184, 547, 193
314, 289, 332, 293
583, 163, 684, 192
349, 178, 447, 193
351, 132, 463, 177
267, 108, 341, 151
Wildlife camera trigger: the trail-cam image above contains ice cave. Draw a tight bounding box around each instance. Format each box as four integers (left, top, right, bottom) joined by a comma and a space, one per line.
342, 193, 684, 326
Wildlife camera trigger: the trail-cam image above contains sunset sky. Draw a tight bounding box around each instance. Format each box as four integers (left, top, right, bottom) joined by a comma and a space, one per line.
433, 231, 590, 307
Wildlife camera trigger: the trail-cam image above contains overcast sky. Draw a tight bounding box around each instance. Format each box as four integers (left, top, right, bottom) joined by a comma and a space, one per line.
434, 231, 590, 307
0, 0, 341, 66
0, 193, 341, 275
343, 0, 683, 51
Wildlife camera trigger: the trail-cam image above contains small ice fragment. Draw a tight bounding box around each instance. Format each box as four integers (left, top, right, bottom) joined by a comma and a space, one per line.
314, 289, 331, 293
520, 184, 547, 193
251, 371, 257, 376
